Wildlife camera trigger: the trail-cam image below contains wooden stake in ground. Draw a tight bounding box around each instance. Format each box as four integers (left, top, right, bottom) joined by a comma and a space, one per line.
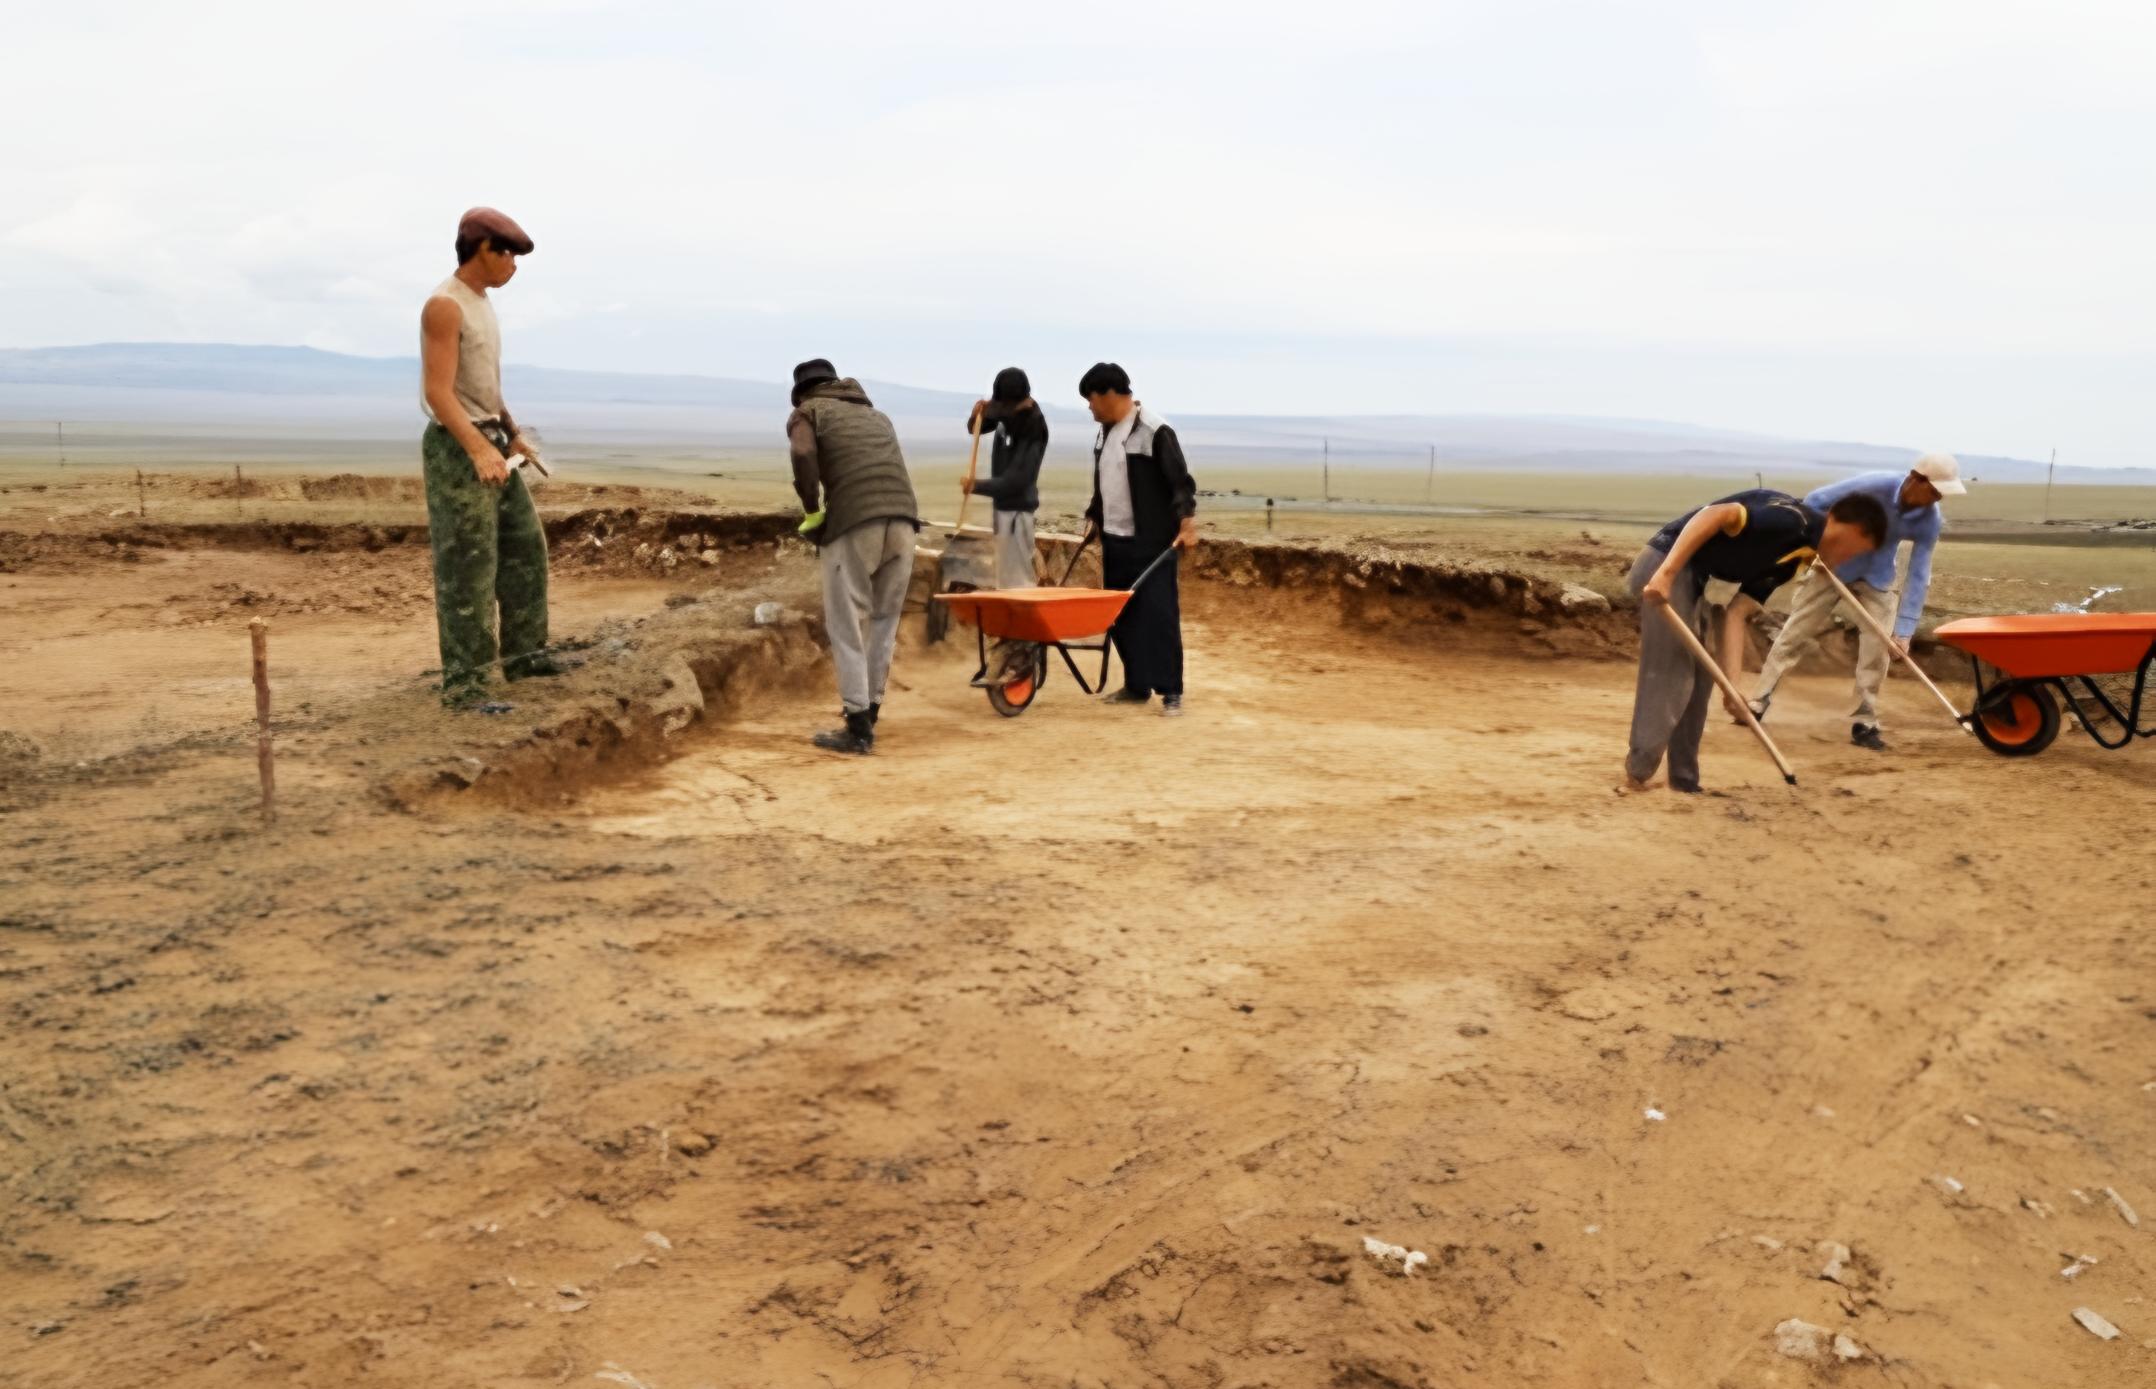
1657, 602, 1798, 785
249, 618, 275, 823
234, 464, 244, 520
136, 469, 146, 518
1807, 559, 1970, 733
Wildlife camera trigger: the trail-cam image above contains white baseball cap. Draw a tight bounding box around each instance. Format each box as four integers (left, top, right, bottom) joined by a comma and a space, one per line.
1912, 451, 1967, 496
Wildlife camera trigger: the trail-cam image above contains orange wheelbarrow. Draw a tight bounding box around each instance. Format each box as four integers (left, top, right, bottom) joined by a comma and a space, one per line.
930, 541, 1177, 716
1935, 613, 2156, 756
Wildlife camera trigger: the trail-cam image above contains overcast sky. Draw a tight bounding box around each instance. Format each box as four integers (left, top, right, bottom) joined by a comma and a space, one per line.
7, 1, 2152, 464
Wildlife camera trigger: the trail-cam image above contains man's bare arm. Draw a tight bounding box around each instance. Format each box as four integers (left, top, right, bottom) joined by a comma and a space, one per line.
421, 297, 507, 485
1720, 595, 1759, 714
1642, 502, 1745, 605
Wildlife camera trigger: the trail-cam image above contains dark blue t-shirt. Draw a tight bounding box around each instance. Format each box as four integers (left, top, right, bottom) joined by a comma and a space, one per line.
1648, 489, 1824, 603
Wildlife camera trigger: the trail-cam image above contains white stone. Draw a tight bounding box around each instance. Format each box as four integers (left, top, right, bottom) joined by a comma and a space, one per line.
2072, 1307, 2121, 1341
1360, 1235, 1429, 1276
1833, 1334, 1866, 1361
653, 654, 704, 734
1558, 583, 1611, 614
1773, 1319, 1831, 1361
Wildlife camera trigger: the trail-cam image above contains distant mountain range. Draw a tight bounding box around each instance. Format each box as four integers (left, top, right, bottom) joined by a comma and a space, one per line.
0, 342, 2144, 485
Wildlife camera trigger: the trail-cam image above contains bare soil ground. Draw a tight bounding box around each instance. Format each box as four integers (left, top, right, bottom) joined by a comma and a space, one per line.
2, 476, 2152, 1388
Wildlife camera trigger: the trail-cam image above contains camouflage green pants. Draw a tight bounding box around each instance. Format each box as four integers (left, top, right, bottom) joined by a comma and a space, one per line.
422, 425, 549, 701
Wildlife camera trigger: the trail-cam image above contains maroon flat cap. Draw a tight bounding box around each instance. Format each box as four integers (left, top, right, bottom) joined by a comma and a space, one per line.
456, 207, 534, 255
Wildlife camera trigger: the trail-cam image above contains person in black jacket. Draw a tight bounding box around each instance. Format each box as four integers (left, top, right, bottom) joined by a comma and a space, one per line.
960, 366, 1048, 589
960, 367, 1050, 680
1079, 362, 1198, 716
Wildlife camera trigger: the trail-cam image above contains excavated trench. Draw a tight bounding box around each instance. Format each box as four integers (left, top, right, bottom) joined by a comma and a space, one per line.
1, 504, 1960, 814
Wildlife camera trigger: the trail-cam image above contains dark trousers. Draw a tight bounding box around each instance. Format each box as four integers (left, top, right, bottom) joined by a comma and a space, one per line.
1624, 548, 1711, 790
1102, 533, 1183, 697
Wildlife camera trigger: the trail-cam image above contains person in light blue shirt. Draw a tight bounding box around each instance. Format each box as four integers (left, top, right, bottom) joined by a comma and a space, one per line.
1749, 452, 1966, 751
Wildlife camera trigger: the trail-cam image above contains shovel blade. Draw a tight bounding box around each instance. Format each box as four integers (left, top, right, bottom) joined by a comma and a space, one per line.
936, 534, 996, 591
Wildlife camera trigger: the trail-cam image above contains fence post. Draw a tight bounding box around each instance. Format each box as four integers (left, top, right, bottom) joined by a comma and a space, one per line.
250, 619, 275, 823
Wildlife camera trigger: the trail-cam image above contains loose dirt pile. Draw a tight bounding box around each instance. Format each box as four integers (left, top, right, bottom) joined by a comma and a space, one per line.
1, 489, 2151, 1388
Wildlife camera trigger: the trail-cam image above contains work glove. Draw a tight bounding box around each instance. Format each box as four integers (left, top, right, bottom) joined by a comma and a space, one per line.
797, 509, 826, 540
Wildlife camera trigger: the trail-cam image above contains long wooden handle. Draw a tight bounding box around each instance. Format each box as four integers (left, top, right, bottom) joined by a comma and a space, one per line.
955, 411, 983, 533
1658, 602, 1798, 785
1808, 559, 1969, 731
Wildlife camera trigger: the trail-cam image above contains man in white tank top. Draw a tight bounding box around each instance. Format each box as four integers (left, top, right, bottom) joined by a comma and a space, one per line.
419, 207, 555, 707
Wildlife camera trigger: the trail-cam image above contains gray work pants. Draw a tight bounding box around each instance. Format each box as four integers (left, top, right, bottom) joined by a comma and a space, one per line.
821, 518, 916, 714
1753, 568, 1897, 725
992, 509, 1038, 589
1625, 548, 1712, 791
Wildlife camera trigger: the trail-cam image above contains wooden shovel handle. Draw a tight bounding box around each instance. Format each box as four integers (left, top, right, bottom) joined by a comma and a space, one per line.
955, 411, 983, 534
1657, 602, 1798, 785
1808, 559, 1968, 731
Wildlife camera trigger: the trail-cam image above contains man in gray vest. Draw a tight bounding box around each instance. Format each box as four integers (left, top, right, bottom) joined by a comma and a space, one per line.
418, 206, 552, 709
788, 359, 921, 754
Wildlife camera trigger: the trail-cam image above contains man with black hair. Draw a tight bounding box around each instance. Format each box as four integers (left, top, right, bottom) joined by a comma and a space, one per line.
1624, 487, 1887, 793
961, 367, 1050, 679
1079, 362, 1198, 716
787, 359, 921, 754
961, 367, 1049, 590
418, 206, 552, 709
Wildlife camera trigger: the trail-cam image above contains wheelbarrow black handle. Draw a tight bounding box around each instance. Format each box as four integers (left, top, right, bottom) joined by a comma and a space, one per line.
1054, 529, 1096, 587
1126, 544, 1180, 594
1055, 530, 1182, 594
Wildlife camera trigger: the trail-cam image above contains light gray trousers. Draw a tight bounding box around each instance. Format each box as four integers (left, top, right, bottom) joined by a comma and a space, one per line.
992, 509, 1038, 589
1625, 548, 1712, 791
821, 517, 916, 714
1753, 568, 1896, 725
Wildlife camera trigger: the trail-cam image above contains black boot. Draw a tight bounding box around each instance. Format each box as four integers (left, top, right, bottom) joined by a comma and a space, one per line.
814, 709, 875, 755
504, 650, 568, 681
868, 702, 881, 726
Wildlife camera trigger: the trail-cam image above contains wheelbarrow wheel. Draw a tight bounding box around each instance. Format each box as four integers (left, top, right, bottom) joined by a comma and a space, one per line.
986, 647, 1045, 718
1971, 679, 2060, 757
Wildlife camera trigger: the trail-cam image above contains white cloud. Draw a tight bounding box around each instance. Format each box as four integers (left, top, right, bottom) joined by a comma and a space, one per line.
3, 0, 2151, 463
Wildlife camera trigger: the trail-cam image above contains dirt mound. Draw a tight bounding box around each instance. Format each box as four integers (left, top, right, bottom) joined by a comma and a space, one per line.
299, 473, 424, 502
385, 611, 828, 810
548, 507, 801, 578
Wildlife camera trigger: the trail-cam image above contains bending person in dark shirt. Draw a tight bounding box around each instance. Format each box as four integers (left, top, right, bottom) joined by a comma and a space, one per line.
1624, 488, 1887, 794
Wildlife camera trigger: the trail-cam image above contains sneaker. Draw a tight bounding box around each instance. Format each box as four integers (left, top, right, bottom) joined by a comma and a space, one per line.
1102, 687, 1151, 706
1161, 695, 1184, 718
813, 710, 876, 755
1851, 723, 1888, 752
